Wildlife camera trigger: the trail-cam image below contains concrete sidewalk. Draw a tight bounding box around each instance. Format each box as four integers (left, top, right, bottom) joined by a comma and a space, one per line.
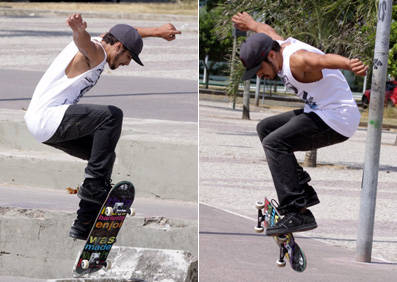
199, 97, 397, 280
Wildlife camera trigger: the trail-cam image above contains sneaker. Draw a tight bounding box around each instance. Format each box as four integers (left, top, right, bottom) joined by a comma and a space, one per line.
266, 209, 317, 236
77, 178, 111, 205
69, 218, 95, 240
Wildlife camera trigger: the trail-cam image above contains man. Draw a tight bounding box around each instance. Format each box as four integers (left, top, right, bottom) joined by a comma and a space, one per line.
24, 14, 181, 240
232, 12, 367, 236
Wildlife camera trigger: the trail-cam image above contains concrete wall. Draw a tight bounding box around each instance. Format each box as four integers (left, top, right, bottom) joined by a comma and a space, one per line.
0, 207, 197, 279
0, 109, 197, 202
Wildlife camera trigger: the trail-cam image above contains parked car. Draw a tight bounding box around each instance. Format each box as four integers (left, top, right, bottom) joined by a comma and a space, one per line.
362, 80, 397, 108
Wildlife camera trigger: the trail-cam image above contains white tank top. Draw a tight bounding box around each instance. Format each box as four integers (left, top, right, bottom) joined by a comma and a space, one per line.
277, 37, 360, 138
24, 37, 107, 142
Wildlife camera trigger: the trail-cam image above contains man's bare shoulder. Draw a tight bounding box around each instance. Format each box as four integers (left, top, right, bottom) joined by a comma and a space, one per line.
289, 50, 309, 69
85, 41, 106, 67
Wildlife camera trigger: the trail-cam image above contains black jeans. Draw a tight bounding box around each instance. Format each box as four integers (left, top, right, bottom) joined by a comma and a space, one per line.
44, 104, 123, 179
257, 109, 348, 215
44, 104, 123, 222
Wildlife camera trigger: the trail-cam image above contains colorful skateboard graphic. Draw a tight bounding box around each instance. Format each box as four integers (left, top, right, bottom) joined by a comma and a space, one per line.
255, 197, 307, 272
73, 180, 135, 277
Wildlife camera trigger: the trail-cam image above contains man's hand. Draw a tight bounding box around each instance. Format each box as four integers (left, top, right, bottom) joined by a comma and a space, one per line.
67, 14, 87, 33
350, 58, 368, 76
66, 14, 103, 65
232, 12, 283, 40
157, 23, 182, 41
232, 12, 258, 32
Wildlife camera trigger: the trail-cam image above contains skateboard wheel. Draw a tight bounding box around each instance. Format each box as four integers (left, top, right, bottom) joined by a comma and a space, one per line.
81, 259, 89, 270
255, 201, 265, 209
276, 259, 286, 267
277, 236, 288, 243
128, 208, 136, 216
254, 226, 264, 233
105, 207, 113, 216
105, 260, 112, 271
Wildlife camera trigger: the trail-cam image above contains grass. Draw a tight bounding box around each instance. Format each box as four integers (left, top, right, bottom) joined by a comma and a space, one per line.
360, 106, 397, 127
0, 1, 197, 16
200, 91, 397, 128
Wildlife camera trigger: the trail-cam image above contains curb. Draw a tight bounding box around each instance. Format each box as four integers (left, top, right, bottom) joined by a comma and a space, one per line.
199, 87, 305, 103
201, 89, 397, 130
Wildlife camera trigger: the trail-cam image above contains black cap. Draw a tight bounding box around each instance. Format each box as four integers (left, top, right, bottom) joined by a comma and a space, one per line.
240, 33, 274, 80
109, 24, 144, 66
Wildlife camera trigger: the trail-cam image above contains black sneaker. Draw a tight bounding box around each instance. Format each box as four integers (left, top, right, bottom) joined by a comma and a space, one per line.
266, 209, 317, 236
69, 218, 95, 240
77, 178, 111, 205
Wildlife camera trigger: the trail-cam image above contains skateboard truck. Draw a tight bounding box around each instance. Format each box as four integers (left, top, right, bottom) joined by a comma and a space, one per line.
276, 235, 288, 267
276, 247, 287, 267
104, 202, 136, 216
255, 201, 266, 233
78, 252, 111, 276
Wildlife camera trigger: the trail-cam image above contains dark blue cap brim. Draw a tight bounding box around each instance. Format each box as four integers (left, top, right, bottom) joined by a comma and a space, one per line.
242, 63, 261, 80
131, 52, 144, 66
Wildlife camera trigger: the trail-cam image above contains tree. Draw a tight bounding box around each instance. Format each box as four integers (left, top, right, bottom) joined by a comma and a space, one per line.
303, 149, 317, 167
388, 4, 397, 79
216, 0, 377, 61
199, 5, 233, 88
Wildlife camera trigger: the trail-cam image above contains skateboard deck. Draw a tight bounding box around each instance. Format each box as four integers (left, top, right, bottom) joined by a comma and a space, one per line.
255, 197, 307, 272
73, 180, 135, 277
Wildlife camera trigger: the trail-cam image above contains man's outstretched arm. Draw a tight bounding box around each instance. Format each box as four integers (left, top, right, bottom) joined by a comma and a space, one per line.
66, 14, 104, 65
292, 50, 368, 77
232, 12, 284, 41
136, 24, 182, 41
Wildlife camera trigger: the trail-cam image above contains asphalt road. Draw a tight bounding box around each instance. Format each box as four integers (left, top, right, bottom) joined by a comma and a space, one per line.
0, 12, 198, 122
0, 69, 197, 121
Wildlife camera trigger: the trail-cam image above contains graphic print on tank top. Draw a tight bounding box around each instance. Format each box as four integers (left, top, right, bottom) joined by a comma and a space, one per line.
280, 75, 318, 110
63, 67, 104, 105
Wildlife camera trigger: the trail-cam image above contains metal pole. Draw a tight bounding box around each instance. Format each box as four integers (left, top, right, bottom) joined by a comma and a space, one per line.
255, 76, 260, 106
203, 54, 209, 84
362, 74, 368, 94
242, 80, 250, 119
231, 35, 237, 110
356, 0, 392, 263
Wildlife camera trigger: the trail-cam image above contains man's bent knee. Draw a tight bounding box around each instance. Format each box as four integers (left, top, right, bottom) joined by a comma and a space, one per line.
257, 119, 272, 141
108, 105, 123, 122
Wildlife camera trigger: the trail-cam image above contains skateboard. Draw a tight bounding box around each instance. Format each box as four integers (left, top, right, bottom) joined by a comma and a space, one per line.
73, 180, 135, 277
255, 197, 307, 272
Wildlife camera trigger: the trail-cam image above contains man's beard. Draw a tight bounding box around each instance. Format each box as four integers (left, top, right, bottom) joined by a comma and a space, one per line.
109, 51, 123, 70
270, 61, 278, 80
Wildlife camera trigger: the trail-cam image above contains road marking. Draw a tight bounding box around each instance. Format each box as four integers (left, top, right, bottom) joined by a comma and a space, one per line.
199, 202, 256, 222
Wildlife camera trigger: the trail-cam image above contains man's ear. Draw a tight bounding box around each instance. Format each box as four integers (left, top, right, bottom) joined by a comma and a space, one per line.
267, 50, 276, 63
115, 42, 123, 51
